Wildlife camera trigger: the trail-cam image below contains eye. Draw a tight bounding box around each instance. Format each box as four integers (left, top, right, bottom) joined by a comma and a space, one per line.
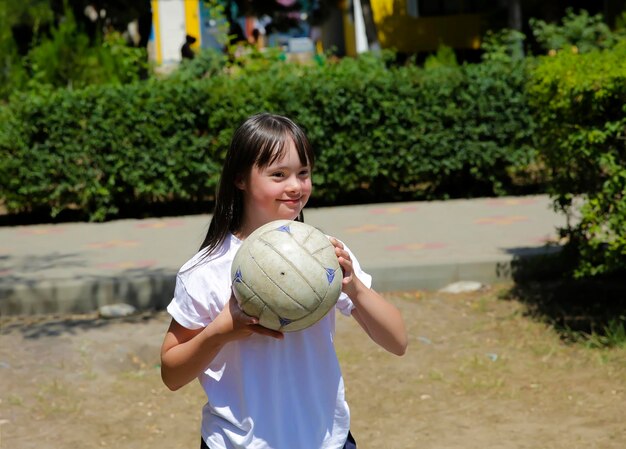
270, 171, 285, 178
299, 169, 310, 177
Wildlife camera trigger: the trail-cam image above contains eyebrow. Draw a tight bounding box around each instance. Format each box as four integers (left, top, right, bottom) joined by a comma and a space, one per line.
267, 163, 310, 170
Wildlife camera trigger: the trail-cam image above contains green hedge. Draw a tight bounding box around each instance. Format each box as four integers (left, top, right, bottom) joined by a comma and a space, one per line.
1, 80, 218, 220
0, 52, 539, 221
527, 41, 626, 277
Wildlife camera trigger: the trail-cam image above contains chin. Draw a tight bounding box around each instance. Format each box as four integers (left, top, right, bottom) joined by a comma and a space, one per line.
278, 211, 301, 221
277, 205, 302, 216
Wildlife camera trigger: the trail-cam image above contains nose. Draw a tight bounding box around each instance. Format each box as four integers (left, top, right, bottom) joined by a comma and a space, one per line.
286, 175, 302, 195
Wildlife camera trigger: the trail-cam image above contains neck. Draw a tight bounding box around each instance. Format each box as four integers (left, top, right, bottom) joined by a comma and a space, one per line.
235, 219, 278, 240
236, 214, 303, 240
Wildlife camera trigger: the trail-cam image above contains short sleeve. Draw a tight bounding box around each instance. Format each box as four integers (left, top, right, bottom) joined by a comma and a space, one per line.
166, 274, 210, 330
335, 241, 372, 317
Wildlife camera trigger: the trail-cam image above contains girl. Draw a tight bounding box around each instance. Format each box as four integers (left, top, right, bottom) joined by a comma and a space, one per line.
160, 113, 407, 449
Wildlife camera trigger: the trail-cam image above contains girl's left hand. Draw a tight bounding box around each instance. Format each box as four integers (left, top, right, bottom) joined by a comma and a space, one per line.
328, 237, 408, 356
329, 237, 356, 294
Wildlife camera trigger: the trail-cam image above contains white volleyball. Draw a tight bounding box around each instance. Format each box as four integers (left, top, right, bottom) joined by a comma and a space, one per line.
231, 220, 342, 332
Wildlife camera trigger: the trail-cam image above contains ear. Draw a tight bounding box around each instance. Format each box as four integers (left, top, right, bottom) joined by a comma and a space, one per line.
234, 173, 246, 190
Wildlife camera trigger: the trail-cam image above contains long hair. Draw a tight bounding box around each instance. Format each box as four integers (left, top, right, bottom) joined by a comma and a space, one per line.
199, 113, 315, 256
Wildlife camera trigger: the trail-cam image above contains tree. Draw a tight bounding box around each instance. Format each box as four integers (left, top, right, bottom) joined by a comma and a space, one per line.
0, 0, 151, 97
49, 1, 152, 48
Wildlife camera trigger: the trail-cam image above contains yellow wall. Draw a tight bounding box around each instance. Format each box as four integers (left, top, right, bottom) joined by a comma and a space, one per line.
183, 0, 201, 49
151, 0, 162, 64
370, 0, 483, 53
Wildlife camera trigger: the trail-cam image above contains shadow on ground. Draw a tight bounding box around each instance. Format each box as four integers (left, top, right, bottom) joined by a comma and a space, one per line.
504, 249, 626, 342
0, 310, 160, 340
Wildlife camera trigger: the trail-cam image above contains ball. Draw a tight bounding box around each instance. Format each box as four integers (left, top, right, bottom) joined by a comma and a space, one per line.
231, 219, 342, 332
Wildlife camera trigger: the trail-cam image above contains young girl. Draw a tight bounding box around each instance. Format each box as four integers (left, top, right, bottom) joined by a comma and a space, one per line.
160, 113, 407, 449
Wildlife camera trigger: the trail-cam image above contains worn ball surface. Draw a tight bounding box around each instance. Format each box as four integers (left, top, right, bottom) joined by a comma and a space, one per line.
231, 220, 342, 332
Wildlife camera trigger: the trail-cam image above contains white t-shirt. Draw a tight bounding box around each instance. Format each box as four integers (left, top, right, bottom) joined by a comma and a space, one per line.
167, 232, 372, 449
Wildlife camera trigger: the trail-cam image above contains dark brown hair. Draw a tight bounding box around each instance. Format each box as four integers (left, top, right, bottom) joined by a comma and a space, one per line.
199, 113, 315, 256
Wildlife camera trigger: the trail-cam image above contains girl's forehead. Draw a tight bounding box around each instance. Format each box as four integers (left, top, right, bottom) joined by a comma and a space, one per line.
260, 138, 310, 167
262, 153, 310, 169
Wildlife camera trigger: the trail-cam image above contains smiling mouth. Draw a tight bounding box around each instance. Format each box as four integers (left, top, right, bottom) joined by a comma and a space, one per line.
279, 198, 301, 204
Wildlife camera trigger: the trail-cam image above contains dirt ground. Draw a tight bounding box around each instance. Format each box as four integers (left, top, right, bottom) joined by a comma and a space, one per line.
1, 284, 625, 449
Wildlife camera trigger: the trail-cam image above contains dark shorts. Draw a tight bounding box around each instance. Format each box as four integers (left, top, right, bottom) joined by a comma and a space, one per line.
200, 431, 357, 449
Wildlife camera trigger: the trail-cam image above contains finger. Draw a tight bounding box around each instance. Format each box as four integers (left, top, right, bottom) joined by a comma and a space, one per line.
334, 244, 350, 259
336, 250, 353, 268
250, 324, 284, 339
229, 298, 252, 320
336, 255, 353, 281
329, 237, 344, 250
229, 300, 261, 327
238, 313, 259, 326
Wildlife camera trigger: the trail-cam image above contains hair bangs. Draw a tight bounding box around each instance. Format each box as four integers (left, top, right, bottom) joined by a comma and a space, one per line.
255, 130, 313, 170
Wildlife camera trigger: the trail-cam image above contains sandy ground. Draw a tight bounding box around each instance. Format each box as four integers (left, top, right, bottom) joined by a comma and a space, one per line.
1, 285, 625, 449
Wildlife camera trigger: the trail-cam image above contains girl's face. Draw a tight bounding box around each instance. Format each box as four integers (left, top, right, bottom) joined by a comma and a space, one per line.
237, 138, 312, 237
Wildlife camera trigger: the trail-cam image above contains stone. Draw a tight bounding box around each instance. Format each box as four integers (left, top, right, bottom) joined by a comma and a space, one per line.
438, 281, 487, 294
99, 303, 137, 318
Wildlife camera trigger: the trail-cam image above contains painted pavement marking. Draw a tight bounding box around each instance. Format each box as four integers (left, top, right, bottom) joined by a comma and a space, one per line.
85, 240, 140, 249
96, 260, 157, 270
135, 220, 184, 229
385, 242, 447, 251
345, 224, 399, 233
368, 206, 418, 215
475, 215, 529, 225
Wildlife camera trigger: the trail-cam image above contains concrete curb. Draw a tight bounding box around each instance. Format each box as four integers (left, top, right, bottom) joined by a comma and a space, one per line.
368, 259, 514, 292
1, 252, 560, 316
1, 273, 176, 316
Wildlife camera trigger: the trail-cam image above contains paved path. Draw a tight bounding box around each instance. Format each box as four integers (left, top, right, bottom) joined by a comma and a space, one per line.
0, 195, 566, 316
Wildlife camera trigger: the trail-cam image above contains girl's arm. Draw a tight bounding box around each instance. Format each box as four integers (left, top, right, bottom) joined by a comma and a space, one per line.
330, 238, 408, 356
160, 295, 283, 391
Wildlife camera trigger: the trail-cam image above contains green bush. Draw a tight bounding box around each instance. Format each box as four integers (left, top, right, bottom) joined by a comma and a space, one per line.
0, 1, 48, 100
253, 52, 537, 203
165, 48, 227, 83
0, 3, 148, 100
527, 40, 626, 277
25, 11, 147, 91
411, 57, 537, 198
0, 51, 539, 221
1, 79, 217, 220
530, 8, 622, 54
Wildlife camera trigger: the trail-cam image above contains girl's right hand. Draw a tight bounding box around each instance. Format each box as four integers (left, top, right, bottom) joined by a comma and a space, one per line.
218, 293, 284, 340
160, 294, 282, 391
